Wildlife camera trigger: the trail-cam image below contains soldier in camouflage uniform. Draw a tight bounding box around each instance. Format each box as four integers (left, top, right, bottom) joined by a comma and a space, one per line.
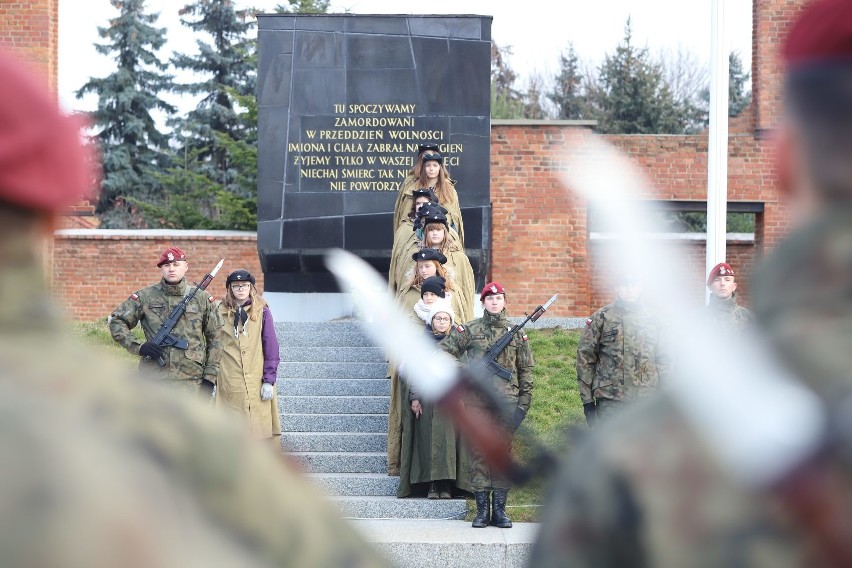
576, 273, 669, 426
531, 1, 852, 565
110, 246, 223, 398
440, 282, 535, 528
705, 262, 753, 331
0, 49, 387, 568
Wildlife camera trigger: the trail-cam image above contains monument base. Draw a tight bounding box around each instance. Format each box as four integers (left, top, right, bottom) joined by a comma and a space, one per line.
265, 292, 355, 322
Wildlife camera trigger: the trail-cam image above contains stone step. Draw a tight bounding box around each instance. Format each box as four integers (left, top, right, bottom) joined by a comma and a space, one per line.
309, 473, 399, 496
288, 451, 387, 473
278, 321, 364, 334
280, 432, 387, 453
281, 346, 386, 363
332, 496, 467, 520
279, 378, 390, 397
276, 322, 377, 347
352, 520, 537, 568
281, 413, 388, 433
280, 395, 389, 415
278, 361, 388, 380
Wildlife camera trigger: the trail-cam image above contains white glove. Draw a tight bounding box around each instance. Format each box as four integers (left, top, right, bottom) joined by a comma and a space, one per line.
261, 382, 275, 401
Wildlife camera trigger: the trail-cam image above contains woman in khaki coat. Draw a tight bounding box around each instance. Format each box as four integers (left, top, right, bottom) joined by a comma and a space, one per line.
217, 269, 281, 442
393, 151, 464, 247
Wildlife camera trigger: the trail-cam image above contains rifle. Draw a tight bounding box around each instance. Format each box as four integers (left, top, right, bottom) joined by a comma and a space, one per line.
147, 259, 224, 367
476, 294, 558, 380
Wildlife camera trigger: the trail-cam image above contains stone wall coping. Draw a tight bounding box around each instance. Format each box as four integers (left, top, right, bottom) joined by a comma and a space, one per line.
54, 229, 257, 240
491, 119, 598, 127
590, 232, 755, 242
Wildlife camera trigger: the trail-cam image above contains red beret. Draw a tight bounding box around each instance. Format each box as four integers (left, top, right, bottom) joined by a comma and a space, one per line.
0, 50, 97, 212
480, 281, 506, 302
707, 262, 736, 286
783, 0, 852, 66
157, 246, 187, 267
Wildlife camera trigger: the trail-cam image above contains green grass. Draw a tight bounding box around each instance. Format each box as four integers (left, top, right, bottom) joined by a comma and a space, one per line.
464, 327, 585, 523
70, 319, 144, 363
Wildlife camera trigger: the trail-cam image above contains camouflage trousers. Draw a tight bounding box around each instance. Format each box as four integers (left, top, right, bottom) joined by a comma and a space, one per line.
594, 398, 626, 426
469, 434, 512, 491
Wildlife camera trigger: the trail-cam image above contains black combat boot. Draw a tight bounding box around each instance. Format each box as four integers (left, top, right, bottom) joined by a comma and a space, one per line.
471, 491, 490, 528
490, 489, 512, 528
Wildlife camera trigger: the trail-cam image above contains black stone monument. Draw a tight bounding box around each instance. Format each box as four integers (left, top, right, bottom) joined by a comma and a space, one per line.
256, 14, 492, 294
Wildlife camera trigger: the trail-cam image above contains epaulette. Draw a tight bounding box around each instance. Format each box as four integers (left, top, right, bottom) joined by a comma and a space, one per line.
456, 324, 465, 333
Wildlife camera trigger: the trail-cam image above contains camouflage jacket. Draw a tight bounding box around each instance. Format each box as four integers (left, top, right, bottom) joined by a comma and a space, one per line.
439, 308, 534, 411
110, 278, 222, 383
576, 299, 669, 404
705, 294, 754, 331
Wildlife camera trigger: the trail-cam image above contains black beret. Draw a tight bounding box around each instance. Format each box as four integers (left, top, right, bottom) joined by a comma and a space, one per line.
418, 143, 440, 154
421, 152, 443, 164
226, 269, 255, 287
412, 248, 447, 264
420, 275, 446, 298
412, 187, 437, 201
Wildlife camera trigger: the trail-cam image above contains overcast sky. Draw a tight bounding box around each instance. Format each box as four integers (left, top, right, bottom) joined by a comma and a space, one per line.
59, 0, 753, 115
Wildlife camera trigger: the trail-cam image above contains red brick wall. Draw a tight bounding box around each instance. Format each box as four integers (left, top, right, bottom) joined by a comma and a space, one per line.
53, 232, 262, 321
588, 239, 756, 313
0, 0, 58, 92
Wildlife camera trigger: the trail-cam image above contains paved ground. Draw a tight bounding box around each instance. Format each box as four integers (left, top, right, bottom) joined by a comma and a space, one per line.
352, 519, 539, 568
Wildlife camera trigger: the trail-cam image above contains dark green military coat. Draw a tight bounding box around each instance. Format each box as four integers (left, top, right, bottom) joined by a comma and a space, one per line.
576, 298, 669, 405
397, 327, 473, 497
110, 278, 222, 390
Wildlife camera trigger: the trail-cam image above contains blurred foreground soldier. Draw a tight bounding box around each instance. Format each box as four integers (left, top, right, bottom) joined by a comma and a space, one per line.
440, 282, 535, 528
0, 50, 387, 567
705, 262, 753, 330
110, 246, 223, 398
576, 273, 668, 426
531, 1, 852, 565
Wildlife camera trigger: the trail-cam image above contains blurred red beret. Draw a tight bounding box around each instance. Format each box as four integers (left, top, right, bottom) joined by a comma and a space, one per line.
0, 50, 97, 213
783, 0, 852, 65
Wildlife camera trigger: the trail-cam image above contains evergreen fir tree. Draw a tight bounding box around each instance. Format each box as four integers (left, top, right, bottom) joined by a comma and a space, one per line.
727, 52, 751, 117
275, 0, 330, 12
491, 41, 525, 119
171, 0, 254, 189
588, 18, 687, 134
548, 43, 587, 120
76, 0, 174, 228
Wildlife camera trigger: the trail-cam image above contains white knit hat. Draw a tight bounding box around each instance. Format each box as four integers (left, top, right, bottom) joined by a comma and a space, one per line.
428, 298, 455, 327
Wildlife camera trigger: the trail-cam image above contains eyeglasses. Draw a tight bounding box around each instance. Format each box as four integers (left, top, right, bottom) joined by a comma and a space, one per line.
433, 316, 451, 323
231, 283, 251, 290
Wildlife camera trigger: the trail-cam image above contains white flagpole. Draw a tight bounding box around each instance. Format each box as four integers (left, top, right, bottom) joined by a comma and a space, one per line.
706, 0, 730, 301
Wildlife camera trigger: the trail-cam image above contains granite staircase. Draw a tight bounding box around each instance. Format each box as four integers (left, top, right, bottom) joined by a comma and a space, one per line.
276, 320, 467, 520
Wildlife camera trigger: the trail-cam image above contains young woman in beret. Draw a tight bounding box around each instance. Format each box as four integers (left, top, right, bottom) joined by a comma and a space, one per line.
216, 269, 281, 445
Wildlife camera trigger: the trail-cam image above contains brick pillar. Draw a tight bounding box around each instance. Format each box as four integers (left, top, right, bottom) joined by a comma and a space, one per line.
752, 0, 810, 133
0, 0, 59, 93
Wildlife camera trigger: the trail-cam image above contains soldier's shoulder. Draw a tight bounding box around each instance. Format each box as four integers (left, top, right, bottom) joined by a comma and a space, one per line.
135, 284, 162, 300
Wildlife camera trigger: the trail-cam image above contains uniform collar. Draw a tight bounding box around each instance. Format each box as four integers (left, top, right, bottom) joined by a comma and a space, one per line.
159, 278, 187, 296
483, 308, 508, 327
615, 297, 641, 312
709, 294, 738, 311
